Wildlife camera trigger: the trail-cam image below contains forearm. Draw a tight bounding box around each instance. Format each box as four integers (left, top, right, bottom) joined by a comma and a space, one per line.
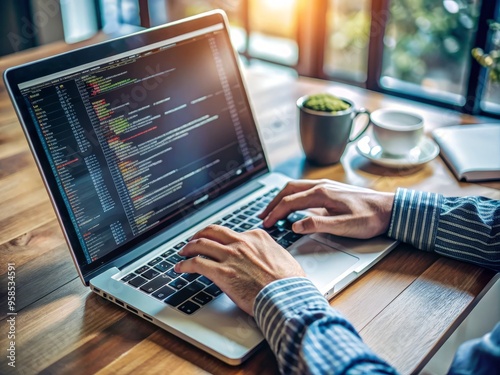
254, 278, 398, 375
388, 188, 500, 271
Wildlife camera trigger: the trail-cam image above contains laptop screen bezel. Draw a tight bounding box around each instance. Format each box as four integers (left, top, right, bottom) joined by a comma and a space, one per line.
3, 10, 270, 281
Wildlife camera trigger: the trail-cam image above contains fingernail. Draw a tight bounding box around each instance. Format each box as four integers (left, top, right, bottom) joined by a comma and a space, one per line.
174, 262, 182, 272
293, 221, 304, 233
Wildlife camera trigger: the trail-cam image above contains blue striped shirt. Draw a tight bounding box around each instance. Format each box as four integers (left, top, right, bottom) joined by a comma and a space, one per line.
253, 189, 500, 374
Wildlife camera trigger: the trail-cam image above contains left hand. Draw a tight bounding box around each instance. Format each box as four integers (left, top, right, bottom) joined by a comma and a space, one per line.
175, 225, 306, 316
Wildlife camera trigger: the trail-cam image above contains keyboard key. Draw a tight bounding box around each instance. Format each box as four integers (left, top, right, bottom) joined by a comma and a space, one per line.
204, 284, 223, 297
165, 281, 205, 306
128, 275, 148, 288
173, 242, 186, 250
234, 227, 245, 233
178, 301, 200, 315
198, 276, 213, 285
282, 231, 303, 244
277, 238, 293, 249
148, 257, 163, 267
275, 219, 287, 228
140, 274, 172, 293
154, 261, 172, 273
181, 273, 200, 282
166, 253, 184, 264
248, 217, 261, 224
161, 249, 175, 258
152, 285, 176, 300
229, 218, 243, 225
287, 212, 307, 223
169, 278, 188, 290
134, 265, 149, 274
263, 226, 288, 240
239, 223, 253, 230
166, 268, 182, 279
142, 269, 160, 280
192, 291, 213, 305
121, 273, 136, 282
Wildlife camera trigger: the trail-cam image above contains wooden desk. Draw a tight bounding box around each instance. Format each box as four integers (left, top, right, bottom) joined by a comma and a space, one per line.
1, 39, 499, 375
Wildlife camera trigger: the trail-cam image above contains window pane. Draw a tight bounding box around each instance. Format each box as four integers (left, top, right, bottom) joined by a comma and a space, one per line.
165, 0, 242, 23
381, 0, 481, 103
149, 0, 168, 26
165, 1, 246, 49
323, 0, 371, 81
248, 0, 298, 65
480, 20, 500, 114
120, 0, 141, 26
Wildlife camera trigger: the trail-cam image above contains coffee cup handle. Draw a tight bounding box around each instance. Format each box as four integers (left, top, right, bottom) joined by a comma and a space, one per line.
349, 108, 371, 142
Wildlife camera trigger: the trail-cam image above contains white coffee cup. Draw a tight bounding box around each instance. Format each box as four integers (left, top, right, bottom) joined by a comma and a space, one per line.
370, 109, 424, 156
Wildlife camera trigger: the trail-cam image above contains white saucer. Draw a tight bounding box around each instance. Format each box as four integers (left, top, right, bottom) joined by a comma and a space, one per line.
356, 131, 440, 168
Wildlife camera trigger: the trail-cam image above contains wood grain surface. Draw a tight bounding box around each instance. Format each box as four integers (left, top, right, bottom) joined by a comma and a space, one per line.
0, 37, 499, 375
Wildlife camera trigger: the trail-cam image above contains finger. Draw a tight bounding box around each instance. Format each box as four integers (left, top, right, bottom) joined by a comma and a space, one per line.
175, 256, 220, 280
293, 216, 336, 234
263, 187, 328, 227
179, 237, 229, 261
258, 180, 321, 219
190, 224, 239, 245
293, 215, 364, 238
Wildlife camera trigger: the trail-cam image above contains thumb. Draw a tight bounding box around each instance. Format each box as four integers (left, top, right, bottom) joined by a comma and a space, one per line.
293, 216, 337, 234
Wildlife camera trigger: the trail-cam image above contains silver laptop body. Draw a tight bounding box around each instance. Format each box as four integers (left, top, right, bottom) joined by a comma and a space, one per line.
3, 10, 397, 365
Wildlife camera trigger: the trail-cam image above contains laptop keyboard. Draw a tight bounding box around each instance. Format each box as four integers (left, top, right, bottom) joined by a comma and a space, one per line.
120, 188, 306, 315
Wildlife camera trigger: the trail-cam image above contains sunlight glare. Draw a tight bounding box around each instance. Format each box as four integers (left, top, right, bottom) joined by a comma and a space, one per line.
260, 0, 296, 11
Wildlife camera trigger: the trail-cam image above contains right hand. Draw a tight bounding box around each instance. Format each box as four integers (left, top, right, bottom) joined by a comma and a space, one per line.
259, 179, 395, 239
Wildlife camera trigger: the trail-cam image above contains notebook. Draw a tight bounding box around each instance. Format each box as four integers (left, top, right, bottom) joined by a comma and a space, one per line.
432, 124, 500, 182
3, 10, 398, 365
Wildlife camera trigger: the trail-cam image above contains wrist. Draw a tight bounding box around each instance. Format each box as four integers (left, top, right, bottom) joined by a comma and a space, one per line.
380, 192, 396, 234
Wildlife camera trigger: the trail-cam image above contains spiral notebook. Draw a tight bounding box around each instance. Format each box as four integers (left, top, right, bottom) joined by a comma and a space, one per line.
432, 124, 500, 182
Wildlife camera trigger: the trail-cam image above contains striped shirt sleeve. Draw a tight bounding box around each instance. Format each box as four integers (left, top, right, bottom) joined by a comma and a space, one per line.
253, 277, 398, 375
387, 188, 500, 271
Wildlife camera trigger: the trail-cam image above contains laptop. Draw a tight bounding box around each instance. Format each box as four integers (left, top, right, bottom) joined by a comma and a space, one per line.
3, 10, 398, 365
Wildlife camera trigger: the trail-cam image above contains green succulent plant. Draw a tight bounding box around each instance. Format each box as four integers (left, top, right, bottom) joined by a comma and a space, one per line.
302, 93, 350, 113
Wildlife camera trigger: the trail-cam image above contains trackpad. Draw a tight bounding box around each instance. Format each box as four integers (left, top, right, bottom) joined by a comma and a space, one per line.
289, 238, 359, 291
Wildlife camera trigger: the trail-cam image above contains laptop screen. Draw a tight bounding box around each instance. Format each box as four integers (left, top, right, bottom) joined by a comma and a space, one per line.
11, 14, 267, 270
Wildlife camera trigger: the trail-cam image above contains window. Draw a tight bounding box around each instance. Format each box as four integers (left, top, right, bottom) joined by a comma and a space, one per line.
247, 0, 298, 66
480, 16, 500, 114
380, 0, 481, 105
323, 0, 371, 82
98, 0, 500, 118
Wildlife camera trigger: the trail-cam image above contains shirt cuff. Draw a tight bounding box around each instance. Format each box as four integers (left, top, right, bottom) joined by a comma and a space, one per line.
387, 188, 443, 252
253, 277, 345, 354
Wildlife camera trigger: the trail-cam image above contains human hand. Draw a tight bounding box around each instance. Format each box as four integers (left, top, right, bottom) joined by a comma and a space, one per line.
259, 179, 395, 239
175, 225, 306, 316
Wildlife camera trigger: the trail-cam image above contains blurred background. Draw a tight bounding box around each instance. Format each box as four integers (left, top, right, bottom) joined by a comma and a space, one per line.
1, 0, 499, 117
